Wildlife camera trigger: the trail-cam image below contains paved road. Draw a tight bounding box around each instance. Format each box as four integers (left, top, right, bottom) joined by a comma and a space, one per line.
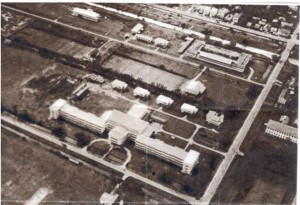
2, 4, 263, 87
1, 115, 198, 204
149, 5, 290, 43
199, 23, 299, 204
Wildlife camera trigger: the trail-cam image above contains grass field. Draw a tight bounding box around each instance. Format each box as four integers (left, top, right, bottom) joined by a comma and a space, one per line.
87, 141, 111, 157
211, 107, 297, 204
1, 128, 120, 203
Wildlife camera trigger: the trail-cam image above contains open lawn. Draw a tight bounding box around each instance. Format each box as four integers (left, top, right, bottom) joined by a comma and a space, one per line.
211, 108, 297, 204
1, 128, 120, 203
87, 141, 111, 157
104, 147, 128, 165
117, 177, 190, 204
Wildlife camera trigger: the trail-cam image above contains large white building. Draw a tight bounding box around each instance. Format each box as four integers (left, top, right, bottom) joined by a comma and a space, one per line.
72, 7, 101, 22
186, 40, 252, 72
135, 135, 200, 174
206, 110, 224, 127
265, 119, 297, 143
49, 99, 105, 133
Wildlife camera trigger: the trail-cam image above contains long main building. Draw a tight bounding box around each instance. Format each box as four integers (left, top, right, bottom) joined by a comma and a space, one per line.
186, 40, 252, 72
49, 99, 200, 174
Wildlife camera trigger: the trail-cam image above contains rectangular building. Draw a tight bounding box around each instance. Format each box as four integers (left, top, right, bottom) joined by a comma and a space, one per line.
186, 40, 252, 73
206, 110, 224, 127
135, 34, 153, 43
135, 135, 200, 174
72, 7, 101, 22
49, 99, 105, 133
265, 119, 297, 143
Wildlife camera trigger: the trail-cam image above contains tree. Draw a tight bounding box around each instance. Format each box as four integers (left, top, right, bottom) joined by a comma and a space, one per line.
272, 54, 280, 63
75, 133, 91, 147
246, 85, 259, 101
159, 173, 172, 183
52, 127, 66, 140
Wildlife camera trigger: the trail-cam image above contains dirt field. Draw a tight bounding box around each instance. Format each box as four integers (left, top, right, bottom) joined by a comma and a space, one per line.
104, 147, 128, 165
117, 177, 190, 204
115, 45, 200, 79
211, 108, 297, 204
199, 71, 262, 110
102, 54, 187, 91
249, 58, 274, 83
151, 111, 197, 139
74, 91, 134, 116
1, 129, 120, 203
14, 28, 95, 60
87, 141, 111, 157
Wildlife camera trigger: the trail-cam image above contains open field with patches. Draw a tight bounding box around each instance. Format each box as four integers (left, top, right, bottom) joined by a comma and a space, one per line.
1, 128, 120, 204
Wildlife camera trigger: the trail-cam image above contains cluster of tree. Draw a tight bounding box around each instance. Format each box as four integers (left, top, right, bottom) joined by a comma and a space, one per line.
75, 132, 92, 147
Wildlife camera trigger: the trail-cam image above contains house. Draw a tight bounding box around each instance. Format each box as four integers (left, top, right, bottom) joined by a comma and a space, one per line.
278, 88, 289, 105
154, 38, 169, 48
206, 110, 224, 127
216, 8, 229, 19
263, 23, 271, 32
254, 23, 261, 30
133, 87, 150, 98
111, 79, 128, 91
136, 34, 153, 43
156, 95, 174, 106
280, 115, 290, 125
72, 7, 101, 22
265, 119, 297, 143
270, 27, 278, 34
181, 103, 198, 114
197, 5, 205, 14
131, 23, 144, 34
100, 192, 119, 205
203, 6, 211, 16
279, 22, 293, 37
233, 12, 243, 24
246, 22, 253, 28
210, 7, 219, 17
180, 80, 206, 95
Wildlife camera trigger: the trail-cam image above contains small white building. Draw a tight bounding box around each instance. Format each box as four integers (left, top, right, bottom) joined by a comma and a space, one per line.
203, 6, 211, 16
109, 126, 128, 146
72, 7, 101, 22
181, 103, 198, 114
182, 150, 200, 174
131, 23, 144, 34
210, 7, 219, 17
136, 34, 153, 43
181, 80, 206, 96
206, 110, 224, 127
127, 104, 148, 119
233, 12, 243, 24
156, 95, 174, 106
111, 79, 128, 91
100, 192, 119, 205
216, 8, 229, 19
154, 38, 169, 48
133, 87, 150, 98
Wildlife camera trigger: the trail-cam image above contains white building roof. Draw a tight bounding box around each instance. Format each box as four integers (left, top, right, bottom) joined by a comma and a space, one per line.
49, 99, 67, 112
136, 34, 153, 42
266, 119, 297, 138
181, 103, 198, 113
127, 104, 148, 119
60, 103, 106, 128
184, 150, 200, 166
154, 38, 169, 45
210, 7, 219, 16
131, 23, 144, 33
109, 126, 128, 140
133, 87, 150, 97
199, 51, 233, 65
103, 110, 150, 134
181, 80, 206, 95
156, 95, 174, 105
206, 110, 224, 124
203, 6, 211, 15
100, 192, 119, 205
111, 79, 128, 89
73, 7, 100, 19
135, 135, 188, 161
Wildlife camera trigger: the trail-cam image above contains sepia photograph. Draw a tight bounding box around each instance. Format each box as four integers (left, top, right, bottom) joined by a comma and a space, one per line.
1, 1, 299, 204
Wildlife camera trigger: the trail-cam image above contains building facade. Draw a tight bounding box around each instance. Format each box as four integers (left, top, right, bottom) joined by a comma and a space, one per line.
72, 7, 101, 22
265, 119, 297, 143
